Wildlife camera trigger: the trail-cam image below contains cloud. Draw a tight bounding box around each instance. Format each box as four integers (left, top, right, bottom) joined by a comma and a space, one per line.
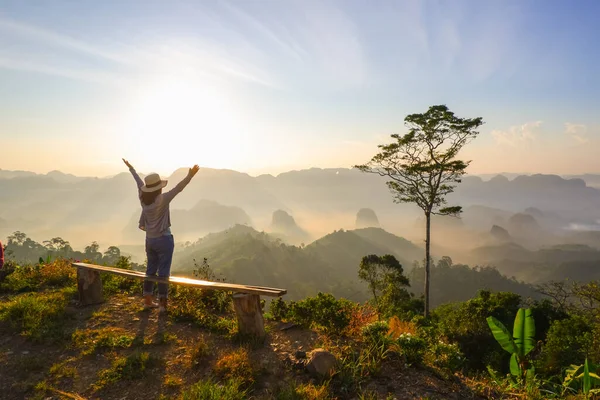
0, 57, 127, 86
221, 1, 307, 61
0, 18, 131, 65
0, 15, 277, 88
491, 121, 542, 146
564, 123, 589, 144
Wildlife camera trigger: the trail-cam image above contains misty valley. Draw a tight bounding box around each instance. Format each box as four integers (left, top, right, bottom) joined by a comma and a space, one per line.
3, 167, 600, 304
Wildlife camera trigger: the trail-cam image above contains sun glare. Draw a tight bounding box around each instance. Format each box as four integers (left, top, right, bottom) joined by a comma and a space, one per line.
123, 77, 248, 173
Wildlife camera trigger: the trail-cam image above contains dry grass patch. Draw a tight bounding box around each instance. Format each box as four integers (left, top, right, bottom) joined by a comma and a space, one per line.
214, 347, 256, 388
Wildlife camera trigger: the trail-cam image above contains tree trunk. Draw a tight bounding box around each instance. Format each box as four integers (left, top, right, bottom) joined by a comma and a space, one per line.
232, 293, 266, 339
424, 212, 431, 318
77, 267, 103, 305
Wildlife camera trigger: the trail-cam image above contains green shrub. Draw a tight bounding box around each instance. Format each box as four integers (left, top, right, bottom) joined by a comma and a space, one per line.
0, 287, 75, 341
428, 340, 465, 373
286, 292, 356, 334
0, 259, 75, 293
393, 332, 426, 366
361, 320, 390, 341
269, 297, 288, 321
431, 290, 522, 372
181, 378, 247, 400
538, 314, 597, 375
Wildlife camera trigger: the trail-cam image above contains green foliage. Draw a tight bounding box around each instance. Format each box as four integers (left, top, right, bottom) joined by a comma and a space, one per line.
538, 314, 596, 375
487, 308, 536, 381
181, 378, 248, 400
0, 259, 75, 293
361, 320, 390, 343
280, 292, 356, 334
269, 297, 288, 320
358, 254, 417, 318
427, 340, 465, 374
0, 287, 75, 342
432, 290, 522, 372
354, 105, 483, 213
393, 332, 426, 366
562, 359, 600, 397
355, 105, 483, 316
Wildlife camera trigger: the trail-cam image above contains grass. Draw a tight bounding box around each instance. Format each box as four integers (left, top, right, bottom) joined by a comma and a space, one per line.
0, 287, 75, 342
214, 347, 257, 388
72, 327, 135, 355
94, 351, 157, 390
0, 259, 75, 294
275, 381, 332, 399
190, 337, 210, 368
180, 378, 248, 400
163, 374, 184, 388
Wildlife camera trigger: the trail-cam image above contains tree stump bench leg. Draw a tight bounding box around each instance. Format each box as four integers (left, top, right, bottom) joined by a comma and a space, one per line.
232, 293, 266, 339
77, 267, 103, 305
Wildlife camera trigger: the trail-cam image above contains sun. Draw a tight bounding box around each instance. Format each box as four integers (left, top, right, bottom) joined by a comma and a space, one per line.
123, 77, 246, 173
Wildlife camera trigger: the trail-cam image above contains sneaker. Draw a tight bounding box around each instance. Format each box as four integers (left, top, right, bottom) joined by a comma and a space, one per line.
143, 295, 159, 310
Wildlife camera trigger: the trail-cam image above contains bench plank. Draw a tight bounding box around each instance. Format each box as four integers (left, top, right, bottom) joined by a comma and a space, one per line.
72, 262, 287, 297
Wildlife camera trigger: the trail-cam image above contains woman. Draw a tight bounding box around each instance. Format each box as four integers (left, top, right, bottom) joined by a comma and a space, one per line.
123, 158, 199, 312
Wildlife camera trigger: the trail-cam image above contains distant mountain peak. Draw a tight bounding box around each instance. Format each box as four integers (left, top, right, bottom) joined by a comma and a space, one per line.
355, 208, 380, 229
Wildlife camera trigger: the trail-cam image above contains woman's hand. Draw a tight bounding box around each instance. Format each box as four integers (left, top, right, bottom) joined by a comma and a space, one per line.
122, 158, 133, 169
189, 165, 200, 177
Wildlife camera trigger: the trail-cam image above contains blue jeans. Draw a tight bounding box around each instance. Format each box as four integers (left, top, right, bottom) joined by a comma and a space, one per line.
143, 234, 174, 299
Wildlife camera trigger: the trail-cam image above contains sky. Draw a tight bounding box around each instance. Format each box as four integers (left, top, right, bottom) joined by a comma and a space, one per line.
1, 0, 600, 177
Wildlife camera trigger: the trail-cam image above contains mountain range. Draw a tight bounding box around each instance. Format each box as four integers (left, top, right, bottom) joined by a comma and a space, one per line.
1, 167, 600, 262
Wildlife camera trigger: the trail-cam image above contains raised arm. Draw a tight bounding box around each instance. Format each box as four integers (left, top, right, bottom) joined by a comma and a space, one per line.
163, 165, 200, 203
123, 158, 143, 190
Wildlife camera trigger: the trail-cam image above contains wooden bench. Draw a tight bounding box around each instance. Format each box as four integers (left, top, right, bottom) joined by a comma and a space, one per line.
72, 262, 286, 339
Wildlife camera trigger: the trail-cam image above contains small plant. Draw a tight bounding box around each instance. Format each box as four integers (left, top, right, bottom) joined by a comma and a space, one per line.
428, 340, 465, 374
276, 381, 331, 399
387, 316, 417, 338
94, 351, 156, 390
190, 338, 210, 367
181, 378, 247, 400
361, 320, 390, 343
163, 374, 184, 387
563, 358, 600, 398
487, 308, 536, 384
391, 332, 426, 366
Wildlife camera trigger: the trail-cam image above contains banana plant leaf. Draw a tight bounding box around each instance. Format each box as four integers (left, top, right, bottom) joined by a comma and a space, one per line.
513, 308, 536, 356
584, 358, 592, 394
510, 353, 521, 376
487, 316, 518, 354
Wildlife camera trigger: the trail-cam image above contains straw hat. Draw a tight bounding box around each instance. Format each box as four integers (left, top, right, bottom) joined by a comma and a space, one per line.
141, 173, 168, 192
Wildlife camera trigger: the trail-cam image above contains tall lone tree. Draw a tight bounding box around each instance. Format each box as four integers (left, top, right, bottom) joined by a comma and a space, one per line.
355, 104, 483, 317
